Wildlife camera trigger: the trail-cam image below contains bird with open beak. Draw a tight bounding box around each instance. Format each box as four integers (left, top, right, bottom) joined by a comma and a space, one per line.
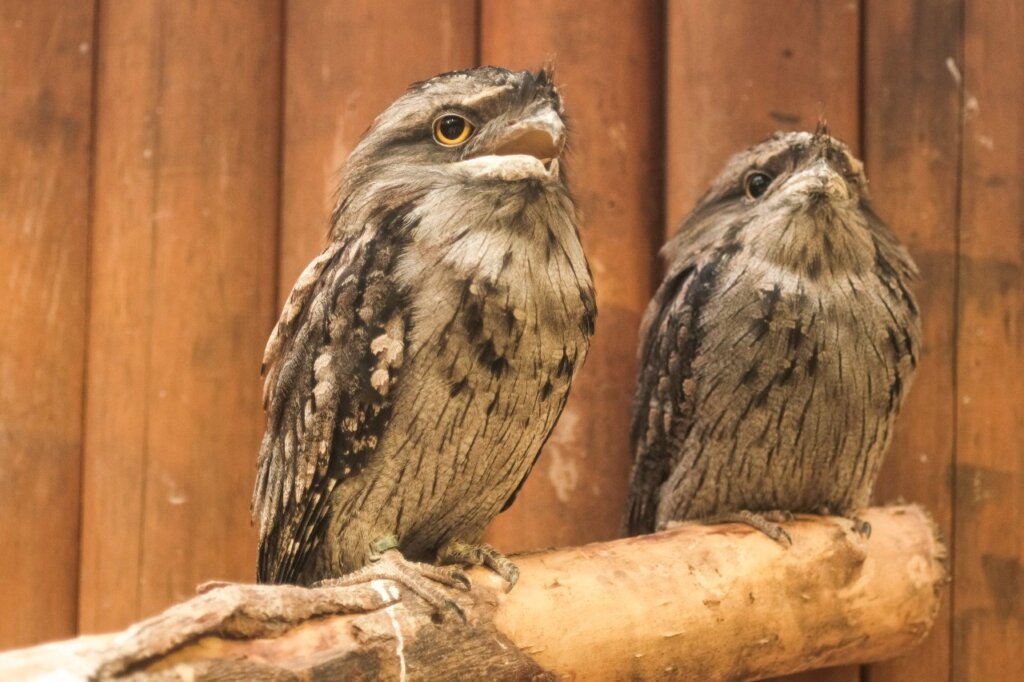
253, 66, 595, 615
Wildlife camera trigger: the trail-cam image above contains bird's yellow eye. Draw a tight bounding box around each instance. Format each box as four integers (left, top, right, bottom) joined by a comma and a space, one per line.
433, 114, 474, 146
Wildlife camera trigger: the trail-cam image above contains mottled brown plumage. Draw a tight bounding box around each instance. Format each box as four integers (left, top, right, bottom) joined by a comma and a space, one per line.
254, 67, 594, 600
625, 130, 920, 539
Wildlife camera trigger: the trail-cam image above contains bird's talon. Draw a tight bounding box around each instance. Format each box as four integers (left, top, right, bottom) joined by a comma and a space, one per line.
451, 571, 472, 591
704, 509, 794, 546
445, 600, 468, 623
313, 547, 472, 618
439, 540, 520, 591
503, 566, 520, 591
777, 528, 793, 546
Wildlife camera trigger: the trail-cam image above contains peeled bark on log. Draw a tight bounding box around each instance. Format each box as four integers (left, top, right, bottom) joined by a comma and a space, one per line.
0, 505, 944, 681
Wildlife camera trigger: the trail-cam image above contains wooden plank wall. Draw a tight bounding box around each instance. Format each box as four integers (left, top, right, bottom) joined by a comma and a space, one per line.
79, 0, 281, 631
0, 1, 94, 648
955, 1, 1023, 680
1, 2, 1021, 679
863, 1, 961, 680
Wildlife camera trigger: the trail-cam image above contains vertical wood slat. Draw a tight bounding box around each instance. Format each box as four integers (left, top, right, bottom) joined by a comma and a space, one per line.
667, 3, 862, 681
862, 1, 961, 681
955, 0, 1023, 679
79, 0, 281, 632
666, 0, 862, 234
0, 1, 94, 648
279, 0, 477, 303
480, 0, 663, 551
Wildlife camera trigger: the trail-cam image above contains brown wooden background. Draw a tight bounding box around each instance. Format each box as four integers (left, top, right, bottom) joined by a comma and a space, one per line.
0, 1, 1020, 679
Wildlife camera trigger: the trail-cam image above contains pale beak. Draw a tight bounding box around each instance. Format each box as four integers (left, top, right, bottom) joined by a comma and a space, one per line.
488, 108, 565, 175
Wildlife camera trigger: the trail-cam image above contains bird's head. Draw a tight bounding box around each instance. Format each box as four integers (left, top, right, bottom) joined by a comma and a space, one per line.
334, 67, 568, 229
679, 128, 882, 278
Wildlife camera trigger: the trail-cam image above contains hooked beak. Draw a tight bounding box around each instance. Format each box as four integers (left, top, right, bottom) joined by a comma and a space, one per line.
481, 108, 565, 177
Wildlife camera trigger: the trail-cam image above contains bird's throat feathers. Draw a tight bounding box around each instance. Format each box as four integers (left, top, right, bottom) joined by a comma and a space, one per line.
741, 198, 878, 280
393, 174, 587, 296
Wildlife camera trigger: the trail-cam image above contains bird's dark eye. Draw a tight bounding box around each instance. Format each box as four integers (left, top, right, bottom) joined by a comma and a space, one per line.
744, 171, 774, 199
433, 114, 475, 146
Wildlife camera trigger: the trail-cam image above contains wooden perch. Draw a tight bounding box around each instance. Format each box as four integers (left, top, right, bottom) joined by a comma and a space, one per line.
0, 505, 945, 681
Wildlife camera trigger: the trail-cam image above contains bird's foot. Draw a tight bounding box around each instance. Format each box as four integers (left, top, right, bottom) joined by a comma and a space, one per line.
439, 540, 520, 592
704, 509, 794, 546
315, 539, 470, 621
850, 517, 872, 537
816, 506, 872, 538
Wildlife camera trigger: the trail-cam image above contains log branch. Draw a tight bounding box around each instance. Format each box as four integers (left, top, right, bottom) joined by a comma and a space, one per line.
0, 505, 945, 681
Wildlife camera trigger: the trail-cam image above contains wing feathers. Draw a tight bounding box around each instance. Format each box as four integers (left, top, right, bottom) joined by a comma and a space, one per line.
254, 219, 414, 583
625, 245, 729, 533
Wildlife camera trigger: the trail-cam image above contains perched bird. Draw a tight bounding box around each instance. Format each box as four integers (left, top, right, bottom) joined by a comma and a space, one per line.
253, 67, 595, 609
625, 129, 920, 540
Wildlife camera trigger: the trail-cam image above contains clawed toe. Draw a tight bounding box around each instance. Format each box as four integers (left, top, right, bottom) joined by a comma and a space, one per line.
316, 548, 470, 621
704, 510, 795, 546
851, 517, 872, 538
439, 540, 520, 591
768, 525, 793, 545
750, 520, 792, 546
498, 563, 519, 591
415, 563, 472, 591
826, 509, 872, 538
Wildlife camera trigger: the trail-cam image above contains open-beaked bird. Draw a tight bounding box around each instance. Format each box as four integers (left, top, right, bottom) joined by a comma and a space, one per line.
625, 129, 920, 541
253, 67, 595, 610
